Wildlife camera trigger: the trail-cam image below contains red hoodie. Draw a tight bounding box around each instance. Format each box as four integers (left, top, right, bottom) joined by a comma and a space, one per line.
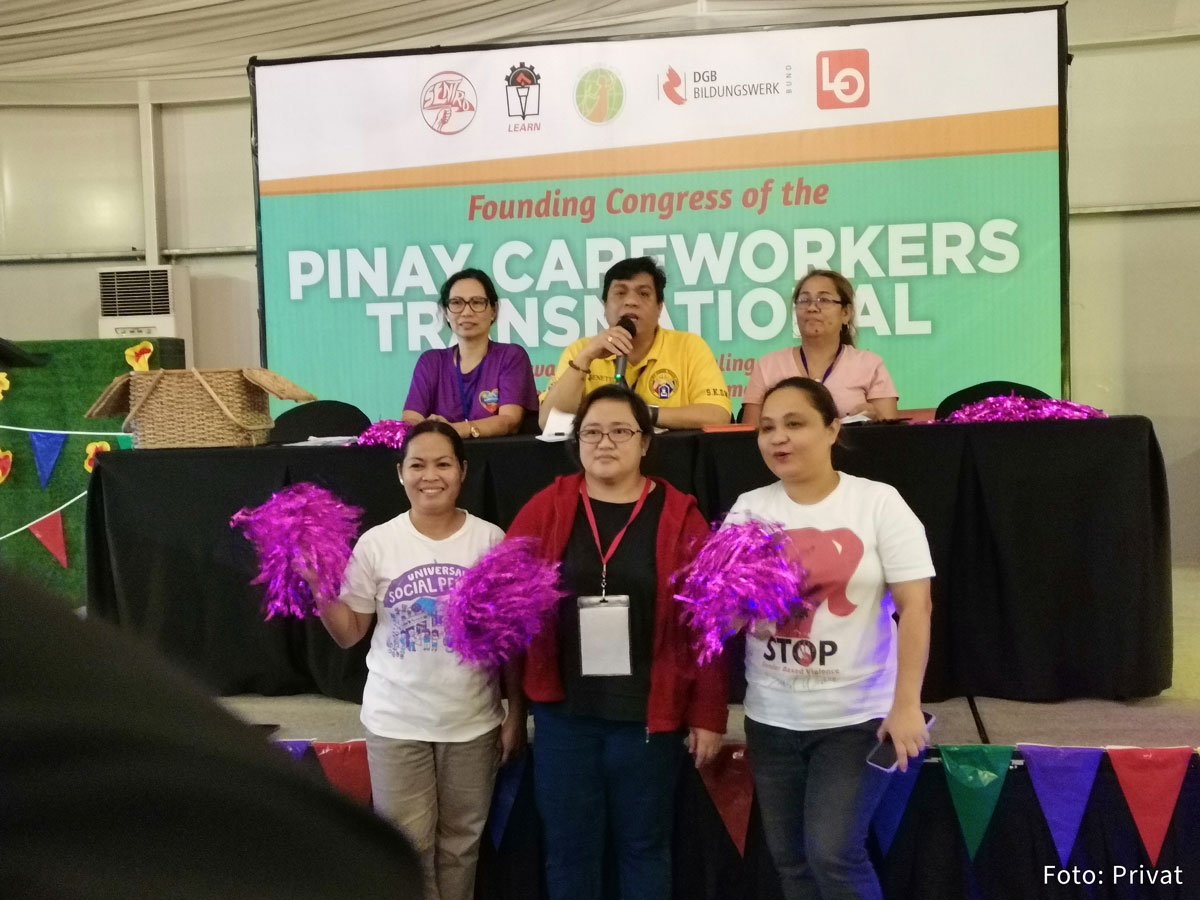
505, 473, 729, 735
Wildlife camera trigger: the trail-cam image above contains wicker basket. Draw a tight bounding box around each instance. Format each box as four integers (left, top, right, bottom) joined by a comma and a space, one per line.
86, 368, 316, 449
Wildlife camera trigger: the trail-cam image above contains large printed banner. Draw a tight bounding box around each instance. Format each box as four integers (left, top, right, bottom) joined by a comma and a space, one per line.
252, 9, 1064, 420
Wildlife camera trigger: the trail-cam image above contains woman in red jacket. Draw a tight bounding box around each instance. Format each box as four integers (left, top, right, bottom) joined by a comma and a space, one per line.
504, 384, 728, 900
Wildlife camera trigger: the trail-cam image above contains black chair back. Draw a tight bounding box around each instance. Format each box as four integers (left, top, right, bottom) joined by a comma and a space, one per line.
270, 400, 371, 443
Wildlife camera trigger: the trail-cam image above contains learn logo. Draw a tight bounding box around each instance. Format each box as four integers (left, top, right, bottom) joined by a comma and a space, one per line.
505, 62, 541, 120
575, 67, 624, 124
420, 71, 477, 134
648, 368, 678, 401
816, 49, 869, 109
662, 66, 686, 105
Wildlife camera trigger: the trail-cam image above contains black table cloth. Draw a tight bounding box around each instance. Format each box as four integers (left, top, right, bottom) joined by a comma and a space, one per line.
86, 416, 1172, 702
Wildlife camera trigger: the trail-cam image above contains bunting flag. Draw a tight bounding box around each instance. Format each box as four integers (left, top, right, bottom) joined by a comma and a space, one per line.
0, 448, 11, 484
1019, 745, 1103, 866
1108, 747, 1193, 866
116, 434, 134, 450
28, 510, 69, 568
312, 740, 372, 807
276, 740, 313, 761
699, 744, 755, 855
489, 755, 528, 850
30, 431, 68, 489
941, 745, 1015, 859
872, 749, 927, 856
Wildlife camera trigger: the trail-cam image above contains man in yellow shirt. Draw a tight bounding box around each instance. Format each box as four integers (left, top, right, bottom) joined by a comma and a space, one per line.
539, 257, 732, 431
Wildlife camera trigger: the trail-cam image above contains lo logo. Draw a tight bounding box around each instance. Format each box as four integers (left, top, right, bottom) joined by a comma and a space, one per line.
816, 50, 869, 109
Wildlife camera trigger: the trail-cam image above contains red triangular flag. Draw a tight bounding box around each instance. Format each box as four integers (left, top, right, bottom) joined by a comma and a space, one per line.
699, 743, 755, 855
312, 740, 372, 807
1108, 747, 1193, 866
28, 510, 68, 568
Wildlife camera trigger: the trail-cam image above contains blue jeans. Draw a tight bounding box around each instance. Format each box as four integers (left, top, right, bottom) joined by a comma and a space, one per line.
532, 703, 682, 900
745, 716, 891, 900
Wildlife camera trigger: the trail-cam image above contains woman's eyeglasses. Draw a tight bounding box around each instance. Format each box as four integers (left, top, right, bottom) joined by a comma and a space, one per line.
446, 297, 491, 313
578, 426, 640, 443
794, 296, 847, 309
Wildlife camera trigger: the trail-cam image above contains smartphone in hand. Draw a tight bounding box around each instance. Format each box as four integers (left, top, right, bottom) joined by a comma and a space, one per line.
866, 712, 936, 772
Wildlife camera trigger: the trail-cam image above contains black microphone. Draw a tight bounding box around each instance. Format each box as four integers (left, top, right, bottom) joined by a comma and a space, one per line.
613, 316, 637, 384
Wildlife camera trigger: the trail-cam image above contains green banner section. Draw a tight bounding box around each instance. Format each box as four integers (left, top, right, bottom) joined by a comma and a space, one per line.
941, 744, 1016, 859
262, 152, 1060, 421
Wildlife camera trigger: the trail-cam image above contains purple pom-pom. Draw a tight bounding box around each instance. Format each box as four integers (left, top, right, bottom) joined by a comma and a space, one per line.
357, 419, 412, 449
674, 518, 807, 665
941, 394, 1107, 423
444, 537, 567, 668
231, 483, 363, 620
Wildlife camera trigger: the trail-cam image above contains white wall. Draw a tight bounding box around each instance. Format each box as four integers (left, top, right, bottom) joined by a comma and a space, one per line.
2, 0, 1198, 559
1065, 36, 1200, 562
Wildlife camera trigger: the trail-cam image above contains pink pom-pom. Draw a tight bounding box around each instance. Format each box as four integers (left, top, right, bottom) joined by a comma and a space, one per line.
444, 537, 567, 668
674, 519, 807, 665
941, 394, 1107, 423
357, 419, 412, 449
231, 483, 363, 620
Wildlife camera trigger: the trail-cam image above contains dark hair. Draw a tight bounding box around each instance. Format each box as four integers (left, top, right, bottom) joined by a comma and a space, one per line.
602, 256, 666, 306
794, 268, 857, 347
570, 385, 654, 467
760, 377, 840, 427
400, 420, 467, 466
439, 269, 499, 309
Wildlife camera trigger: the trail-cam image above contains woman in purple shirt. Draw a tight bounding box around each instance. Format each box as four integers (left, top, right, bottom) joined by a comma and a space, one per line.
403, 270, 539, 438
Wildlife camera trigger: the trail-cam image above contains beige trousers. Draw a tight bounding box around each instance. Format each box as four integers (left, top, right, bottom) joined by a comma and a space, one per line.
365, 727, 500, 900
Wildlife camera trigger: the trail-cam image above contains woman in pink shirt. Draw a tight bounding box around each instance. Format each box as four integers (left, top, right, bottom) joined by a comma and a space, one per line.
743, 270, 899, 424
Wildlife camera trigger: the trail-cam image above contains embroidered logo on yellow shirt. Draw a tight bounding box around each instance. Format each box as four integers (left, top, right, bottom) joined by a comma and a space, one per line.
648, 368, 679, 400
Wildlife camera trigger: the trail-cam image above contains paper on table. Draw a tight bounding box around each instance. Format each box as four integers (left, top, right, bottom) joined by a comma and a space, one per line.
537, 407, 576, 442
283, 435, 358, 446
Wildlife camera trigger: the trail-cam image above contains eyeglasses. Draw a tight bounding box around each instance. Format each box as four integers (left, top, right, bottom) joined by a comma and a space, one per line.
447, 297, 491, 313
794, 295, 848, 309
578, 426, 641, 444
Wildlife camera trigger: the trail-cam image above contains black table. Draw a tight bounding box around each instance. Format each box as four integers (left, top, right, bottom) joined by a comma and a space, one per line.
86, 417, 1172, 702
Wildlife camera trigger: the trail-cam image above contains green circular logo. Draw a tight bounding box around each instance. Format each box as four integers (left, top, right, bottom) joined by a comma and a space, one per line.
575, 68, 624, 124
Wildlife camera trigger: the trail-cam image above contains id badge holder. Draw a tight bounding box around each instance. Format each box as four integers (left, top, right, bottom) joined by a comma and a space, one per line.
577, 594, 632, 676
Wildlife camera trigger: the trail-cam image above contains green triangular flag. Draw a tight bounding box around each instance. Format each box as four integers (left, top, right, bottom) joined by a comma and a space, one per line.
116, 434, 134, 450
941, 745, 1015, 859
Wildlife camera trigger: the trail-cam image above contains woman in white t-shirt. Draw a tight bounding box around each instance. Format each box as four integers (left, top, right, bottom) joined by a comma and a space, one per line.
312, 420, 526, 900
730, 376, 934, 900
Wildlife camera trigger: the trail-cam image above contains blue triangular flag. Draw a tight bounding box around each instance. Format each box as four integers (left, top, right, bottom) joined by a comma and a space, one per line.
489, 755, 528, 850
30, 431, 67, 489
1019, 745, 1103, 866
871, 748, 926, 855
276, 740, 313, 760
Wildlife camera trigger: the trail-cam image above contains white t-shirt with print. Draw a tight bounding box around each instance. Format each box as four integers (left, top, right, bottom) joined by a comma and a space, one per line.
339, 511, 505, 742
729, 474, 935, 731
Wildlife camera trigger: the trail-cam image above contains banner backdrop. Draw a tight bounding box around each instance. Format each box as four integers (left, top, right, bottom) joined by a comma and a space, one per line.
252, 8, 1065, 421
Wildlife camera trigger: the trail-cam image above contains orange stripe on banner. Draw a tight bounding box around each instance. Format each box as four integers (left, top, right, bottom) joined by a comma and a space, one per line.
261, 106, 1058, 197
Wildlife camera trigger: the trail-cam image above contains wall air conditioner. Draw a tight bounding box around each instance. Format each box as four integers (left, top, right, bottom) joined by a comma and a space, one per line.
97, 265, 194, 367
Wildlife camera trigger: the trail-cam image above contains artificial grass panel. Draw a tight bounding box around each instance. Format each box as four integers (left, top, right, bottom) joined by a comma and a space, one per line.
0, 338, 184, 607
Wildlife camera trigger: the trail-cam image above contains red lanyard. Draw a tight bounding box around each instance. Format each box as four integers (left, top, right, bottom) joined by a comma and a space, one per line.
578, 478, 652, 597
